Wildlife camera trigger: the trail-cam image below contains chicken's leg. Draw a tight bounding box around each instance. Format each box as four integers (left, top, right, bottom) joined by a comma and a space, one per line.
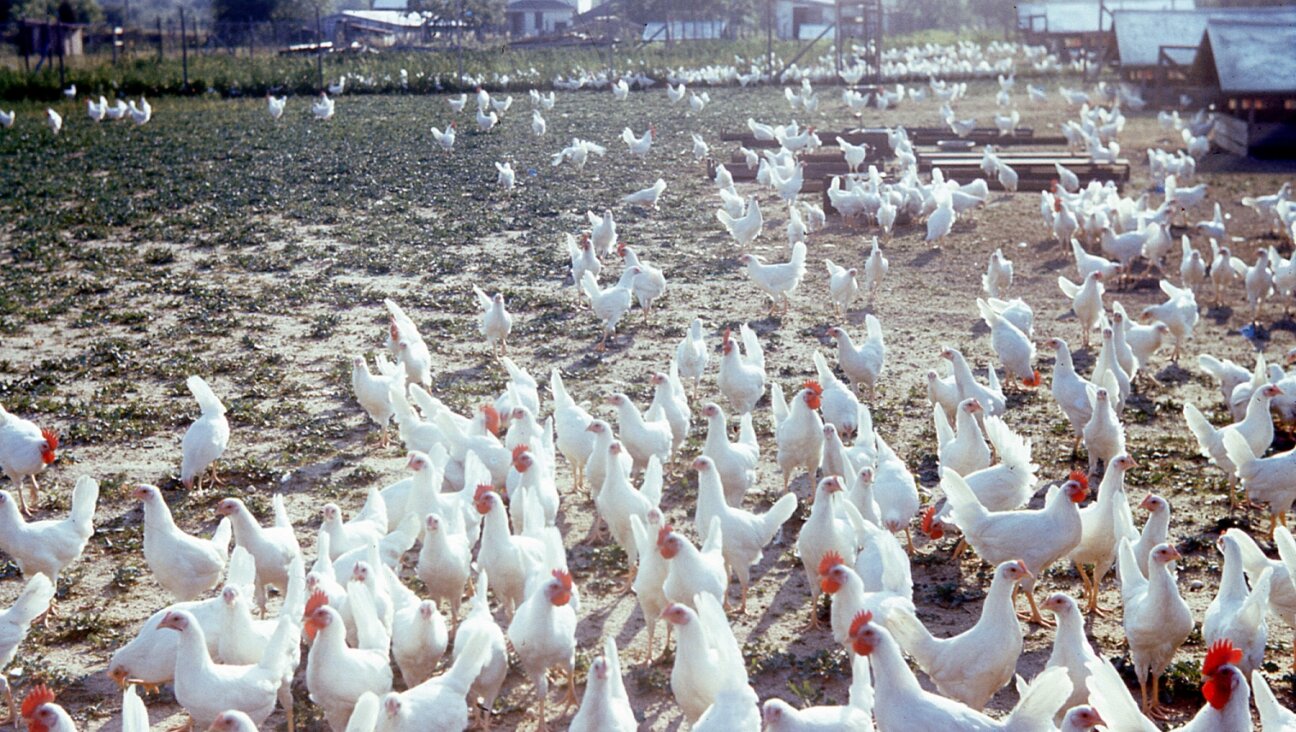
1147, 675, 1174, 720
1015, 587, 1054, 628
563, 665, 578, 708
904, 527, 915, 555
209, 462, 224, 487
1, 678, 13, 730
15, 482, 30, 517
27, 475, 41, 514
642, 621, 656, 666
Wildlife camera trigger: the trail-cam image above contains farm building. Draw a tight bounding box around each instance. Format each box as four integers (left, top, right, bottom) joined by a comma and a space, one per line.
775, 0, 839, 40
506, 0, 578, 36
1112, 6, 1296, 81
1192, 17, 1296, 158
1016, 0, 1192, 57
322, 10, 430, 46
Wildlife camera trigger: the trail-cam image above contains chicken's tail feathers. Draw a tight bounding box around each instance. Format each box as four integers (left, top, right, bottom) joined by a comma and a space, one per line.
70, 475, 99, 537
579, 271, 600, 300
883, 607, 936, 666
812, 351, 833, 383
346, 694, 381, 732
121, 685, 149, 732
473, 285, 492, 310
227, 545, 258, 591
1240, 567, 1272, 629
210, 517, 233, 562
1115, 537, 1147, 604
1084, 656, 1154, 732
1253, 670, 1286, 728
11, 573, 55, 626
1004, 667, 1072, 729
282, 555, 307, 620
642, 456, 665, 509
715, 207, 737, 233
770, 382, 789, 429
983, 416, 1029, 468
271, 493, 293, 531
848, 652, 875, 714
1057, 275, 1080, 299
932, 403, 955, 446
441, 629, 492, 698
1184, 403, 1221, 459
701, 516, 724, 555
939, 468, 985, 525
975, 297, 998, 328
759, 493, 799, 545
738, 412, 758, 450
789, 240, 807, 268
740, 322, 765, 371
186, 375, 226, 416
257, 611, 301, 679
549, 368, 572, 409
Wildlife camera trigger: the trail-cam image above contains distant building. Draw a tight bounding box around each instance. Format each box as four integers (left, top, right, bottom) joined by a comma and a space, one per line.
506, 0, 584, 36
1016, 0, 1193, 57
776, 0, 838, 40
1112, 6, 1296, 81
1192, 18, 1296, 157
322, 10, 429, 46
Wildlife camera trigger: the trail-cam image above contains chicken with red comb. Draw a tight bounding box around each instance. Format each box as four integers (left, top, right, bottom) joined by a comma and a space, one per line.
507, 565, 579, 730
772, 379, 825, 493
0, 403, 59, 515
21, 685, 74, 732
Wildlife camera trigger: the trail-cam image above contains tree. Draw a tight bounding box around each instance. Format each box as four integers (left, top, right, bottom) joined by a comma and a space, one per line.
14, 0, 102, 21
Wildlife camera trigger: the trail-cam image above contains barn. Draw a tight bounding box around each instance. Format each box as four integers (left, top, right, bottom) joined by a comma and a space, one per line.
1192, 18, 1296, 158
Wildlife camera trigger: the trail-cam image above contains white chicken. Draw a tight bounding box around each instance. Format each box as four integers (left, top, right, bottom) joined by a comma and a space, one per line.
772, 380, 825, 493
0, 474, 98, 584
693, 456, 796, 612
0, 403, 59, 515
472, 286, 512, 357
717, 324, 767, 416
0, 573, 54, 724
135, 484, 231, 601
740, 241, 807, 315
216, 495, 301, 614
887, 560, 1030, 709
180, 376, 230, 491
828, 316, 885, 401
507, 569, 578, 731
580, 268, 638, 351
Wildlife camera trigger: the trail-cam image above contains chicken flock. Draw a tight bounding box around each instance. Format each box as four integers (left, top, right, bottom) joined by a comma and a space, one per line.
5, 36, 1296, 732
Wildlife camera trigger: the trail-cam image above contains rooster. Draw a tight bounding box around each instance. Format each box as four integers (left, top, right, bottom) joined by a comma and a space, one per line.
0, 404, 58, 515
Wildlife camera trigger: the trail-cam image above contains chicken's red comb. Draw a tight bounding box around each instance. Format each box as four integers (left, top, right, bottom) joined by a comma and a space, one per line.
617, 243, 627, 256
40, 428, 58, 452
1067, 470, 1089, 492
305, 589, 328, 618
474, 484, 494, 502
552, 569, 573, 590
818, 551, 845, 576
21, 684, 55, 719
657, 524, 673, 547
848, 610, 874, 637
481, 405, 501, 435
921, 505, 937, 534
511, 444, 530, 464
723, 327, 732, 342
803, 380, 824, 396
1202, 639, 1242, 677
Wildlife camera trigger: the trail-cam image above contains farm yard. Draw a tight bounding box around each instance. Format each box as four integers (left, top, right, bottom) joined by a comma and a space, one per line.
1, 33, 1296, 732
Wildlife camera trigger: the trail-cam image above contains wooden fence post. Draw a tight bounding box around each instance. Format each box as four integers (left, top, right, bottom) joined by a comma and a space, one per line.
180, 7, 189, 90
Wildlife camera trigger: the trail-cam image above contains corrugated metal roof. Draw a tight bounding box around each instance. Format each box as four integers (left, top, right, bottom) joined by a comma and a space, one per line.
1017, 0, 1194, 35
1200, 18, 1296, 94
1114, 7, 1296, 68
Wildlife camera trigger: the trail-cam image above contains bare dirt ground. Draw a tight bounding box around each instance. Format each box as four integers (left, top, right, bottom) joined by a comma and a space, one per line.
1, 75, 1295, 730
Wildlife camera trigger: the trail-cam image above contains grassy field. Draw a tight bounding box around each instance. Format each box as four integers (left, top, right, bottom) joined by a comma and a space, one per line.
2, 75, 1295, 730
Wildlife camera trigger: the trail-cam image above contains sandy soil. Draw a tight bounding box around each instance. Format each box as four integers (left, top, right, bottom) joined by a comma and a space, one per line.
1, 75, 1295, 731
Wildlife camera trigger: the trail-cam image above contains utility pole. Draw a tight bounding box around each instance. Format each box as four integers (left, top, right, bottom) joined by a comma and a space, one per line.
180, 6, 189, 90
315, 4, 324, 92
